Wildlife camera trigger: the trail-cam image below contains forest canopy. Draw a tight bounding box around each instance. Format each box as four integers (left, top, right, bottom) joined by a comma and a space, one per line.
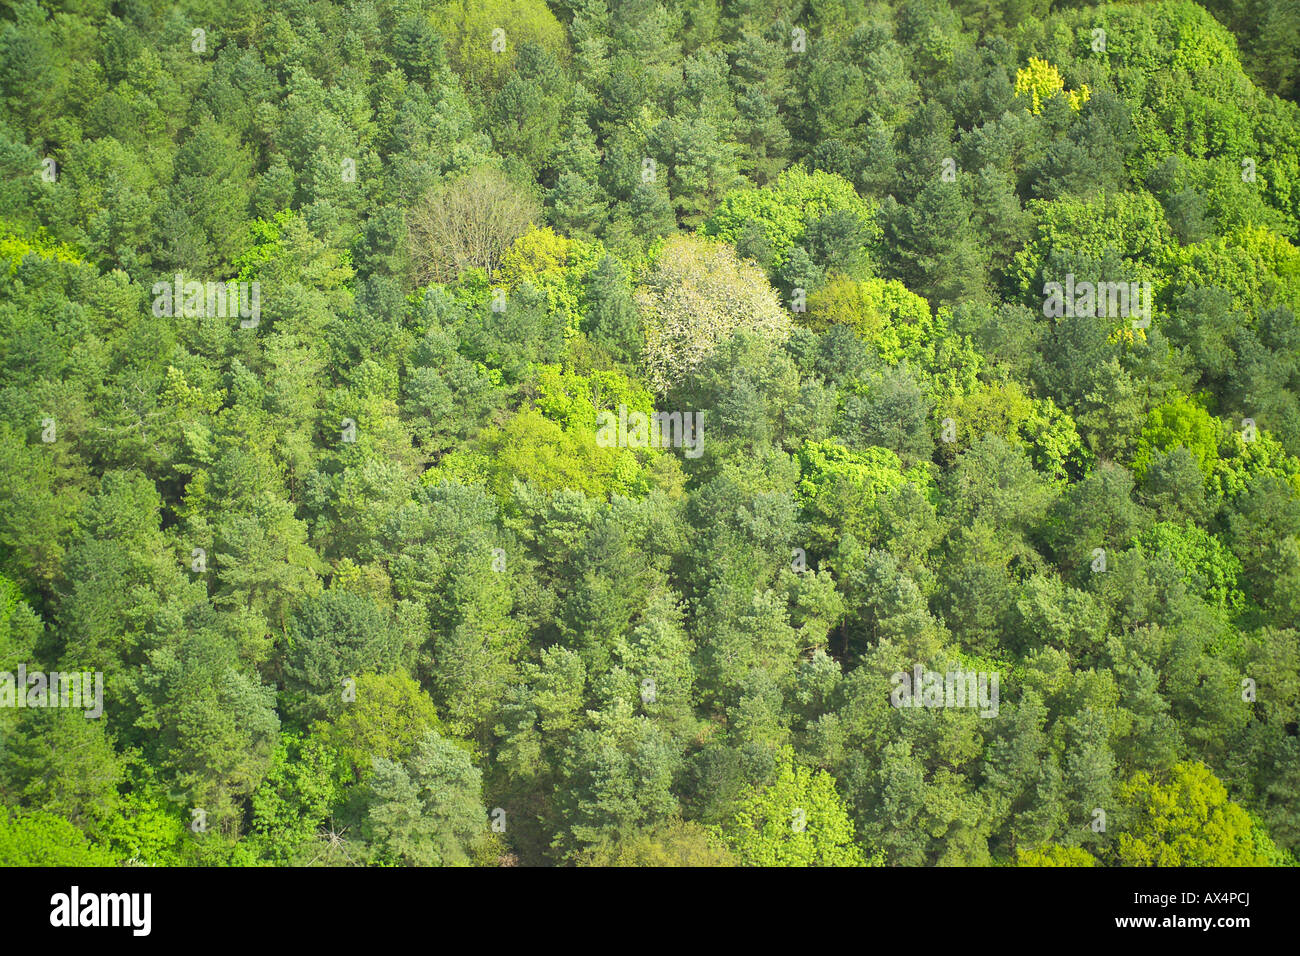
0, 0, 1299, 868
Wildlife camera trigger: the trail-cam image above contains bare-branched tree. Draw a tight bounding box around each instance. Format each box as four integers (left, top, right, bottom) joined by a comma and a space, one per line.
407, 166, 540, 285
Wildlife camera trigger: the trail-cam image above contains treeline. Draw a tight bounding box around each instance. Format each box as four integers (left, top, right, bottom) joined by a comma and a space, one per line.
1, 0, 1299, 866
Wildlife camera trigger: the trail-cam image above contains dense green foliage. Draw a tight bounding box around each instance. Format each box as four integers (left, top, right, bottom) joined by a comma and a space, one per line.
1, 0, 1298, 867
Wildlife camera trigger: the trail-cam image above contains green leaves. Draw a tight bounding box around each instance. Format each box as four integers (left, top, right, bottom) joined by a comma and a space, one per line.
4, 0, 1300, 871
723, 747, 870, 867
0, 807, 117, 866
1116, 761, 1268, 866
361, 730, 486, 867
702, 165, 877, 278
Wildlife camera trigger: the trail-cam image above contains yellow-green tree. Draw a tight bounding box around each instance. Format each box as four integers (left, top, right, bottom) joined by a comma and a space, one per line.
723, 747, 870, 866
1015, 844, 1099, 867
577, 821, 736, 867
1115, 761, 1270, 866
1014, 57, 1090, 114
437, 0, 568, 96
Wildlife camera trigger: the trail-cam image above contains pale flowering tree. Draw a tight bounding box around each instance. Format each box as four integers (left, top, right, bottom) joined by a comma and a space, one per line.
636, 234, 790, 394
